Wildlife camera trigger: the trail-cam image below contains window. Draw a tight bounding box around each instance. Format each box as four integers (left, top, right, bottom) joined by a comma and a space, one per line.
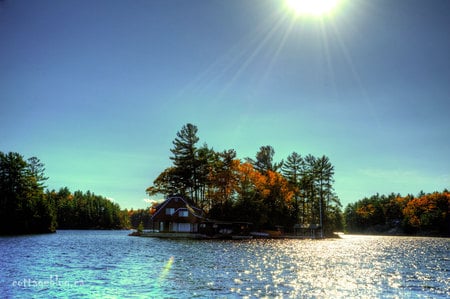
166, 208, 175, 215
179, 209, 188, 217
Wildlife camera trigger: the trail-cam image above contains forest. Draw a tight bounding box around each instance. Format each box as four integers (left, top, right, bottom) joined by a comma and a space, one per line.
344, 191, 450, 236
0, 152, 128, 234
146, 123, 343, 235
47, 188, 129, 230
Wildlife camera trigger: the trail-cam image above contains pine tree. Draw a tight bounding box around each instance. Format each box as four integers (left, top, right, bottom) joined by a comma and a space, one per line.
282, 152, 303, 223
169, 123, 200, 204
248, 145, 283, 174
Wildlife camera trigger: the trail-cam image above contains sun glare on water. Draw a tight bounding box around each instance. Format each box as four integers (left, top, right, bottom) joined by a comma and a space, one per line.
286, 0, 341, 16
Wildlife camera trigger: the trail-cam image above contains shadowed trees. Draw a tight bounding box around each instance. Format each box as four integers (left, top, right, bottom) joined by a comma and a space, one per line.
344, 191, 450, 236
0, 152, 56, 234
48, 188, 128, 229
281, 152, 341, 235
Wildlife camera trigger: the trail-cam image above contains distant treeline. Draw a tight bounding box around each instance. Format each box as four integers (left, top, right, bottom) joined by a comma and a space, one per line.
344, 191, 450, 236
47, 188, 129, 230
0, 151, 129, 235
146, 123, 343, 234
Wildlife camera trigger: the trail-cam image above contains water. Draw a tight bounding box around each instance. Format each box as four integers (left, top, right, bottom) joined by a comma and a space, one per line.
0, 231, 449, 298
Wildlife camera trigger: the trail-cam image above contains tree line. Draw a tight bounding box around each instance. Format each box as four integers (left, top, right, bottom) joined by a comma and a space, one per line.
47, 187, 129, 229
146, 123, 343, 234
344, 191, 450, 236
0, 151, 129, 234
3, 139, 446, 237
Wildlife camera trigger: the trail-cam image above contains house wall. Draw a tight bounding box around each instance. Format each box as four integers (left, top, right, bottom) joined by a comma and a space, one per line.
157, 221, 198, 233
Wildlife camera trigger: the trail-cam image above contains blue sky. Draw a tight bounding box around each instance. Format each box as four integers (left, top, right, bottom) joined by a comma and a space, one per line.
1, 0, 449, 209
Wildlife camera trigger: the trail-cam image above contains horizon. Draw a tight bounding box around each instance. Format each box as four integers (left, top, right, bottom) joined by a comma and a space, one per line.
1, 0, 449, 210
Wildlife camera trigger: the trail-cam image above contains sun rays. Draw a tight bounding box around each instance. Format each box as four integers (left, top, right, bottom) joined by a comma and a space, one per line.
173, 0, 375, 132
176, 1, 348, 101
285, 0, 342, 16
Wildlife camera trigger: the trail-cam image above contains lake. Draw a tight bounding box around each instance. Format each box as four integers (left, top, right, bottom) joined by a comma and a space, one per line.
0, 231, 448, 298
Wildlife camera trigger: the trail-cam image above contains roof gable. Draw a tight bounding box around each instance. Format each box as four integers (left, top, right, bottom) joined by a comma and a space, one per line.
151, 196, 203, 220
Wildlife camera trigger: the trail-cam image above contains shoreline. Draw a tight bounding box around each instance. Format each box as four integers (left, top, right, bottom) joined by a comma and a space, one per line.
130, 231, 341, 240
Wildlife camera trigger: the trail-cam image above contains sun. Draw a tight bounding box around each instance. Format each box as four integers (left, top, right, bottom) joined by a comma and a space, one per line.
285, 0, 341, 16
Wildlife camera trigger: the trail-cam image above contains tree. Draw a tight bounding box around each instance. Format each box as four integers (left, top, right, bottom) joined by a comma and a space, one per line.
301, 154, 317, 225
27, 156, 48, 189
344, 191, 449, 236
248, 145, 283, 174
314, 155, 336, 236
402, 192, 450, 234
281, 152, 340, 235
169, 123, 200, 204
195, 144, 216, 210
53, 188, 128, 229
233, 162, 269, 227
146, 167, 181, 197
281, 152, 303, 223
262, 170, 294, 228
0, 152, 56, 234
207, 149, 239, 217
281, 152, 302, 185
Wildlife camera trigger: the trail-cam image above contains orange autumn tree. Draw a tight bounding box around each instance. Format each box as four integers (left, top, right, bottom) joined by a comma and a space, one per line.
232, 162, 268, 225
231, 162, 295, 228
235, 162, 267, 196
262, 170, 294, 228
402, 191, 450, 233
356, 203, 377, 219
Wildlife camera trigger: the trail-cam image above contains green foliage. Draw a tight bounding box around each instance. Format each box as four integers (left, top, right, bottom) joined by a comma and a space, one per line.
49, 188, 129, 229
137, 221, 144, 234
0, 152, 56, 234
169, 123, 201, 203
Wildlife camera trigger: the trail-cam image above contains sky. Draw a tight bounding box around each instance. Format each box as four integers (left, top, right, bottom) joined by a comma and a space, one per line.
1, 0, 449, 210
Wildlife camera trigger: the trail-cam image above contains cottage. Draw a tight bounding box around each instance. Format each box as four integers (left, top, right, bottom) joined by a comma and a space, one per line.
151, 196, 204, 233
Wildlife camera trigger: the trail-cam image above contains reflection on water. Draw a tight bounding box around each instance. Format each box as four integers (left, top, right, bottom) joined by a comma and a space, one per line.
0, 231, 449, 298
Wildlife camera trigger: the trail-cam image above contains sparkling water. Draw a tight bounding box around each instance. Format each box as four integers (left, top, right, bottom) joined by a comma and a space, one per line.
1, 231, 449, 298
